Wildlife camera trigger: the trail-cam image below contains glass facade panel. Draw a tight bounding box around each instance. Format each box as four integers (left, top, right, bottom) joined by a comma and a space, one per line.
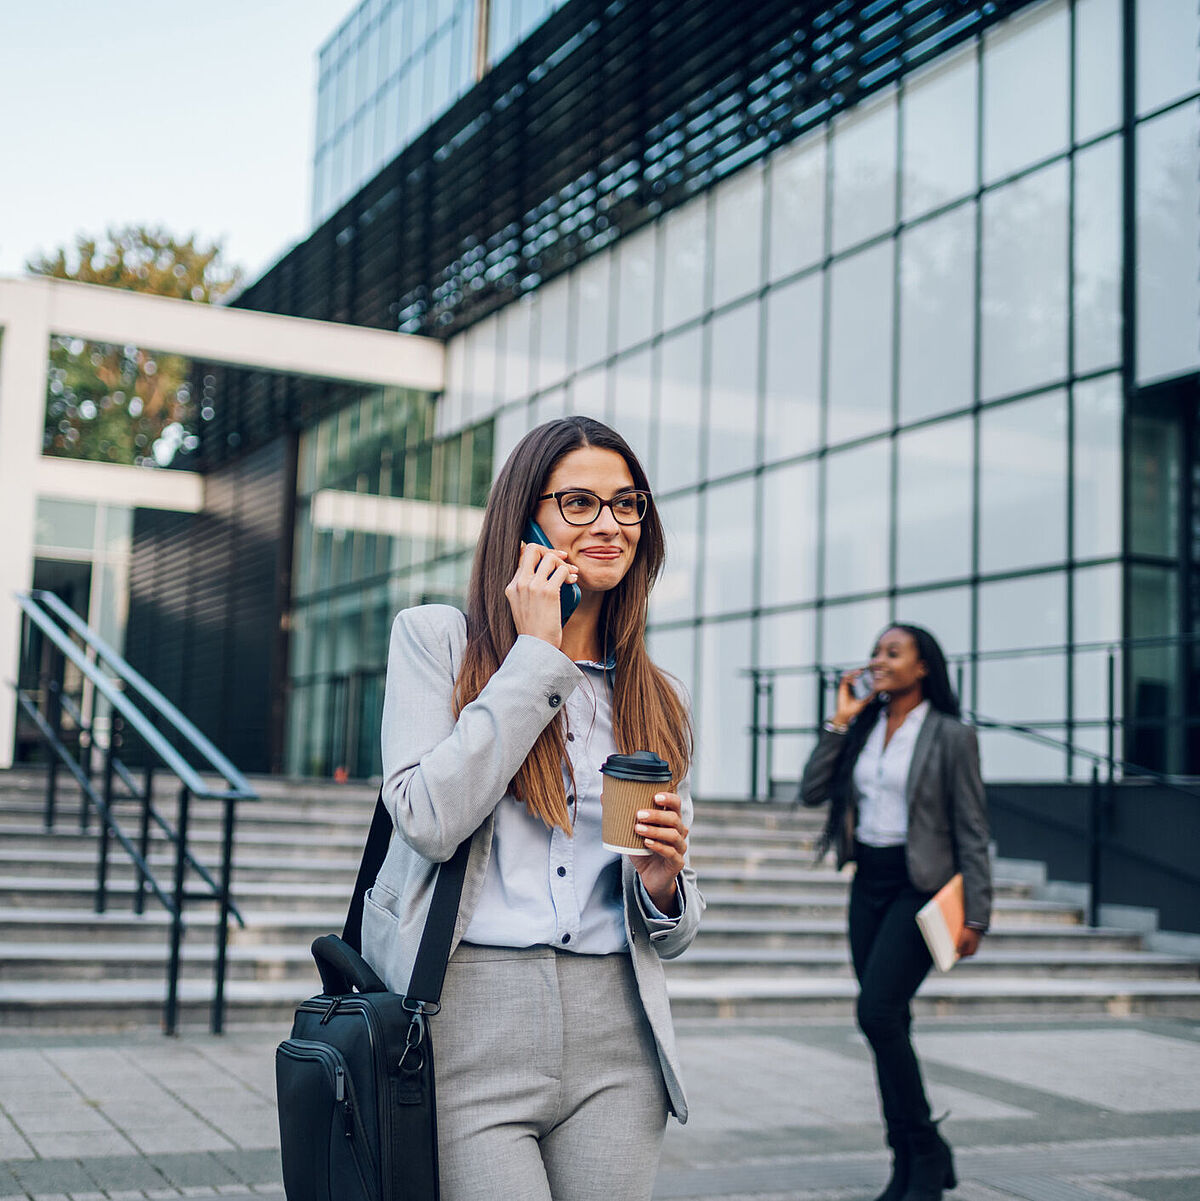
652, 493, 699, 624
1136, 102, 1200, 385
898, 203, 976, 423
982, 0, 1070, 183
894, 586, 972, 659
761, 461, 819, 608
661, 196, 710, 333
831, 90, 897, 253
1072, 562, 1122, 722
1075, 0, 1122, 141
655, 326, 704, 494
1129, 410, 1181, 557
822, 439, 891, 598
533, 275, 571, 391
767, 131, 825, 281
706, 301, 760, 478
646, 625, 695, 715
757, 607, 818, 783
981, 161, 1069, 399
980, 390, 1068, 573
574, 250, 612, 369
611, 348, 653, 471
1136, 0, 1200, 116
1073, 374, 1122, 560
571, 366, 606, 422
763, 274, 822, 462
896, 417, 974, 587
696, 619, 752, 796
827, 242, 894, 443
615, 225, 658, 352
901, 47, 978, 221
712, 164, 764, 308
499, 298, 534, 405
1074, 136, 1122, 374
821, 596, 890, 667
701, 477, 756, 616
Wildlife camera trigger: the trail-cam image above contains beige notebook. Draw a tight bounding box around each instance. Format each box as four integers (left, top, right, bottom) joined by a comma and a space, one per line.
916, 873, 964, 972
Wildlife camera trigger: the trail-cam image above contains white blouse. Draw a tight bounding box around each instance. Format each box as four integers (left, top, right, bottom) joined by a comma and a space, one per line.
853, 699, 931, 848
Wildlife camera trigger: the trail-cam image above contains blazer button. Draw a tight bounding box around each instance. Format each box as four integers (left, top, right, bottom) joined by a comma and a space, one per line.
548, 693, 562, 708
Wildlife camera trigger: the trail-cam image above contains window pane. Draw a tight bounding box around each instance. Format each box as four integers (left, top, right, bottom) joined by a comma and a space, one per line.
982, 0, 1070, 183
896, 417, 974, 587
702, 477, 756, 616
533, 383, 567, 428
831, 90, 897, 253
463, 314, 497, 423
706, 301, 759, 478
615, 225, 657, 352
611, 349, 652, 471
533, 275, 570, 390
980, 390, 1067, 574
1074, 137, 1122, 374
1073, 375, 1122, 561
822, 439, 891, 598
574, 250, 612, 369
1075, 0, 1122, 141
499, 297, 534, 404
1129, 411, 1181, 558
821, 596, 890, 667
761, 461, 819, 607
1136, 0, 1200, 116
712, 164, 764, 308
651, 493, 699, 624
646, 625, 695, 709
828, 242, 894, 443
571, 366, 606, 423
763, 274, 821, 461
696, 619, 753, 797
768, 131, 825, 280
899, 204, 976, 423
662, 195, 709, 332
1136, 102, 1200, 385
655, 326, 704, 493
757, 607, 819, 782
1073, 562, 1122, 722
894, 586, 972, 659
902, 46, 978, 221
981, 161, 1068, 399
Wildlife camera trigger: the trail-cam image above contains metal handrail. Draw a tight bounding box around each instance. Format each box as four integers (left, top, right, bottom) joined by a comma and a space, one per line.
11, 590, 256, 1034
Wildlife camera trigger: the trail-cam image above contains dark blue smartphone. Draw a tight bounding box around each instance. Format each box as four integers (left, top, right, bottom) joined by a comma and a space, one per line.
524, 519, 582, 626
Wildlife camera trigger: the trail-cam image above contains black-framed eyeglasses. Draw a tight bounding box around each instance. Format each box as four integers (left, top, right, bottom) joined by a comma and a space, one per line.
537, 488, 652, 526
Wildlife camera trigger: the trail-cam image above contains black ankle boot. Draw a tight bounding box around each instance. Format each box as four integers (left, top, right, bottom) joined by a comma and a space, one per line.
871, 1130, 910, 1201
899, 1121, 956, 1201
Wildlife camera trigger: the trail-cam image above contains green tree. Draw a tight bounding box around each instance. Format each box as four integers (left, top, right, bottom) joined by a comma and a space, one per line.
29, 226, 243, 466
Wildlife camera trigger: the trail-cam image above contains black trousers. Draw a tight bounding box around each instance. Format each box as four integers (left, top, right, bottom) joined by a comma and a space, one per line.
848, 841, 935, 1140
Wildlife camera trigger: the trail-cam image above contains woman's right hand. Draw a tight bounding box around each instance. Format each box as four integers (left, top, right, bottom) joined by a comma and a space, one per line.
832, 668, 875, 727
505, 542, 579, 648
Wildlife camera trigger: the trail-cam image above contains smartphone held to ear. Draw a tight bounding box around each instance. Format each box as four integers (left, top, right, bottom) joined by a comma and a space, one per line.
524, 520, 582, 626
850, 669, 874, 701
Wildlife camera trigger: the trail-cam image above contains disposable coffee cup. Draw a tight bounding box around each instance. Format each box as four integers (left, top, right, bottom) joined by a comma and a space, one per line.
600, 751, 672, 855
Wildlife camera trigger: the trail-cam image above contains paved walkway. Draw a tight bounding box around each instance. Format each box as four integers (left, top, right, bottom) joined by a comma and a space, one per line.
1, 1014, 1198, 1200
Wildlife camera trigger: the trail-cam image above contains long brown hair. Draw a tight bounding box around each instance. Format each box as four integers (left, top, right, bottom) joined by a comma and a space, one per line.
452, 417, 692, 832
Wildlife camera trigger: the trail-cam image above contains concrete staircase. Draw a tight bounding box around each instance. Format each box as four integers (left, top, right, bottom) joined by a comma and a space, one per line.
0, 769, 1197, 1028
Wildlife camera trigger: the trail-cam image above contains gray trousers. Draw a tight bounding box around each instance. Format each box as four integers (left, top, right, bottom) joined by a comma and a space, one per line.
432, 942, 669, 1201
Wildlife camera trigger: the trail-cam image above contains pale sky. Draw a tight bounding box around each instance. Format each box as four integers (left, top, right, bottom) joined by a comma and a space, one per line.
0, 0, 352, 287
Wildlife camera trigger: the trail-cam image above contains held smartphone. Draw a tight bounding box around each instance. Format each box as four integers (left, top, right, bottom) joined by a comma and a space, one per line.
850, 669, 875, 701
523, 519, 582, 626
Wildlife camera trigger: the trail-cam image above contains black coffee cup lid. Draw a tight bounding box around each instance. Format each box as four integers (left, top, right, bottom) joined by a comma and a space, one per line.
600, 751, 671, 782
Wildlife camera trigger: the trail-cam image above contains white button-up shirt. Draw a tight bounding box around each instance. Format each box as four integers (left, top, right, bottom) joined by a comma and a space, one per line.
462, 656, 677, 953
853, 699, 931, 848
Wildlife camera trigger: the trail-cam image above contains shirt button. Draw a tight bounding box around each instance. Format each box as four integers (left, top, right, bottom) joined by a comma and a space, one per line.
561, 933, 571, 945
557, 866, 566, 877
567, 732, 575, 741
548, 694, 562, 708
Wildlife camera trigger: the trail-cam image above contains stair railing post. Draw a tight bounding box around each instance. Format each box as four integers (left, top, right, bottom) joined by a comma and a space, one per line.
764, 678, 776, 802
1088, 763, 1102, 928
212, 795, 237, 1034
749, 671, 761, 800
44, 659, 64, 830
135, 764, 154, 916
95, 717, 119, 914
164, 783, 190, 1036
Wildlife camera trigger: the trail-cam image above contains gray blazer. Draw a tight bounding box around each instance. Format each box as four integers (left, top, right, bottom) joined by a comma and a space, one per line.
360, 604, 704, 1122
800, 709, 992, 930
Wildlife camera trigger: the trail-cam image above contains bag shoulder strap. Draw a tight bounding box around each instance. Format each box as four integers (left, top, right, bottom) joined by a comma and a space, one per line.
342, 788, 471, 1010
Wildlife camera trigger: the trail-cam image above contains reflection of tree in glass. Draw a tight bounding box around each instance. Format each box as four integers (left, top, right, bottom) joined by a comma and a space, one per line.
28, 226, 242, 467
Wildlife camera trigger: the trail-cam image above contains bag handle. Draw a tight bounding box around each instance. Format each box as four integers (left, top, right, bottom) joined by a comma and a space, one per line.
338, 788, 470, 1011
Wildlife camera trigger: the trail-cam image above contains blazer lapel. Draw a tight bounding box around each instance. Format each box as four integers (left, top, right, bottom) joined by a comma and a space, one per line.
905, 709, 941, 808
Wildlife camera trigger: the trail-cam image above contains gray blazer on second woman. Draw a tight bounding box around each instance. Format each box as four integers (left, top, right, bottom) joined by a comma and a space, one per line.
361, 604, 704, 1122
800, 708, 993, 930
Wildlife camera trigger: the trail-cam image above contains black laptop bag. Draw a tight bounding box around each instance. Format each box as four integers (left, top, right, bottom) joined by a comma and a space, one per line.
276, 793, 469, 1201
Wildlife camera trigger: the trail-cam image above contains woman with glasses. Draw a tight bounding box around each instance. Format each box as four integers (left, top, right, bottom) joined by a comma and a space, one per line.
362, 416, 702, 1201
800, 625, 991, 1201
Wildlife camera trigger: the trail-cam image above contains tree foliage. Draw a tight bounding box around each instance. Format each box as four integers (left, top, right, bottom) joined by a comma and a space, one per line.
29, 226, 243, 466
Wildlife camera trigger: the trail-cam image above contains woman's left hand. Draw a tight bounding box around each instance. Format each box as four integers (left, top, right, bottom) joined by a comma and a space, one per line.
631, 792, 688, 917
956, 927, 983, 959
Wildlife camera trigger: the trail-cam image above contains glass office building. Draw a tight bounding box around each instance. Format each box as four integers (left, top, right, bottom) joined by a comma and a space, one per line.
240, 0, 1200, 793
313, 0, 570, 223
